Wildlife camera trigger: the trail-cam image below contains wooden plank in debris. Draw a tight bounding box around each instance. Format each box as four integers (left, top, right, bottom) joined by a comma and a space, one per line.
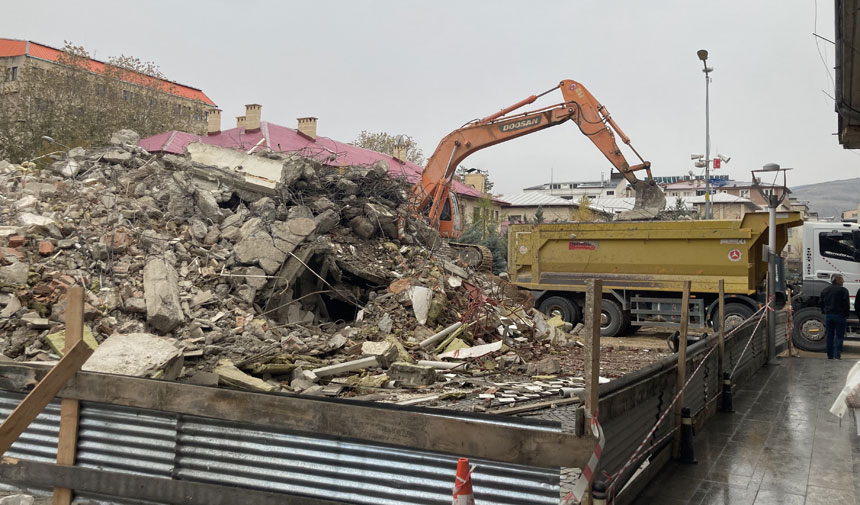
53, 286, 85, 505
492, 397, 581, 416
0, 339, 93, 457
0, 364, 593, 469
673, 280, 691, 459
0, 457, 345, 505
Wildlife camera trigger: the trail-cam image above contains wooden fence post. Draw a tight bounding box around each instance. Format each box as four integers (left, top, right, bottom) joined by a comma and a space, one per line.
582, 279, 603, 505
673, 280, 691, 459
53, 286, 85, 505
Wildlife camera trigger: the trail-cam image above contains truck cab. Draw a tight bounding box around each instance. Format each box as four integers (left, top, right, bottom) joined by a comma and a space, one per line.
792, 221, 860, 351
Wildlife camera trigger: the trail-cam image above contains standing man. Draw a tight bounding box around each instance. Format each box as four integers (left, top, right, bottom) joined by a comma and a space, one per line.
820, 274, 850, 360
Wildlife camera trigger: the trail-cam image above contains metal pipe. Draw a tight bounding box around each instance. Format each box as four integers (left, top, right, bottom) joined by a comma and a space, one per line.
704, 63, 712, 219
417, 360, 469, 371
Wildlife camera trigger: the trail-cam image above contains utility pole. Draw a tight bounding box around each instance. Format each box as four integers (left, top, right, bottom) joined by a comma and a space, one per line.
752, 163, 791, 366
697, 49, 714, 219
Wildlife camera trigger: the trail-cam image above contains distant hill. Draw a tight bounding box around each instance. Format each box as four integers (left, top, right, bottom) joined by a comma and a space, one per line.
791, 177, 860, 218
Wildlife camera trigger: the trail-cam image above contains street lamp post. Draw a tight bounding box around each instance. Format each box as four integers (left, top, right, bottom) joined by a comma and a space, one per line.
751, 163, 791, 366
697, 49, 714, 219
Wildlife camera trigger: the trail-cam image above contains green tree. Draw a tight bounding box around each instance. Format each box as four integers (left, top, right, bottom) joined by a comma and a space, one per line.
669, 196, 690, 219
458, 195, 507, 273
352, 131, 425, 165
570, 195, 595, 221
532, 205, 545, 224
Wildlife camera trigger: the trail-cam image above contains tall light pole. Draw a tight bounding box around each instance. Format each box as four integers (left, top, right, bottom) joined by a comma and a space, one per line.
697, 49, 714, 219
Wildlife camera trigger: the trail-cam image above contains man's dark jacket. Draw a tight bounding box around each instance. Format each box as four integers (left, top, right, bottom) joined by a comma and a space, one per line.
820, 283, 850, 317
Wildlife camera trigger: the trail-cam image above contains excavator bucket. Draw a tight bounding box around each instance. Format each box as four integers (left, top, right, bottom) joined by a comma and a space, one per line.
617, 179, 667, 220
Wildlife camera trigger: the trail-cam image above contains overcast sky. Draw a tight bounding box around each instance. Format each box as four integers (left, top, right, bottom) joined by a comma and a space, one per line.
3, 0, 858, 196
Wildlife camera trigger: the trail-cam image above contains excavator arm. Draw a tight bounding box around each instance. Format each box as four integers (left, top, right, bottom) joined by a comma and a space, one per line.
414, 79, 665, 235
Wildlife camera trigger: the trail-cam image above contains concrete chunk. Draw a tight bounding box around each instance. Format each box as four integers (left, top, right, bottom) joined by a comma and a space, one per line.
387, 362, 436, 386
216, 359, 275, 392
0, 262, 28, 285
361, 340, 398, 368
144, 258, 185, 332
83, 333, 183, 379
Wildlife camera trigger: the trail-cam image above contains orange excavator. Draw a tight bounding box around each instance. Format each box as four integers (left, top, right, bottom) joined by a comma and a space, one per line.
413, 79, 666, 260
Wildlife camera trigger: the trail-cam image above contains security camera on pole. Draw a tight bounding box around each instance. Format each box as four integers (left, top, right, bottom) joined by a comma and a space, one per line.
697, 49, 714, 219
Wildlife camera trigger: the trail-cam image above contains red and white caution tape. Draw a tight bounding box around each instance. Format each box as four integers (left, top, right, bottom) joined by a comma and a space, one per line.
606, 303, 769, 500
563, 412, 605, 504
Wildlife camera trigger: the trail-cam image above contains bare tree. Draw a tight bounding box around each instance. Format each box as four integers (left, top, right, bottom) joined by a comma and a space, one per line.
352, 130, 425, 165
0, 41, 208, 163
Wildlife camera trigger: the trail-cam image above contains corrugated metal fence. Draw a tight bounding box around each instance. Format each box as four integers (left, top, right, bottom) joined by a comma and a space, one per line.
0, 393, 560, 505
0, 309, 786, 505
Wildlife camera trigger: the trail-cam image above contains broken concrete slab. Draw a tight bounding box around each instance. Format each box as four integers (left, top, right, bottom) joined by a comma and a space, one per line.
0, 262, 29, 285
143, 257, 185, 332
409, 286, 433, 325
215, 359, 275, 392
83, 333, 183, 379
0, 495, 35, 505
360, 340, 398, 368
387, 362, 436, 386
187, 142, 282, 193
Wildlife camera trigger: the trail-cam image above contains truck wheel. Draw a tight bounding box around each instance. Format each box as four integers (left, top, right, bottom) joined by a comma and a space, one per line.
723, 303, 754, 332
539, 296, 581, 326
600, 299, 625, 337
792, 307, 827, 352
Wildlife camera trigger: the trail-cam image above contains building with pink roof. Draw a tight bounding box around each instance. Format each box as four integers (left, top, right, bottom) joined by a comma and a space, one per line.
138, 105, 502, 206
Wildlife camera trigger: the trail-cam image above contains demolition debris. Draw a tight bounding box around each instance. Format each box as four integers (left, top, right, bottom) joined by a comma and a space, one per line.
0, 131, 669, 411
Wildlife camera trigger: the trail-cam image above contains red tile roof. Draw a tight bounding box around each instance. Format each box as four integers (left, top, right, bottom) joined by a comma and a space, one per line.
139, 122, 504, 202
0, 38, 215, 106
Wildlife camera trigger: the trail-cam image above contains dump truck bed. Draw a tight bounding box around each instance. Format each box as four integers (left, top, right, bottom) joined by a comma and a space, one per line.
509, 212, 803, 296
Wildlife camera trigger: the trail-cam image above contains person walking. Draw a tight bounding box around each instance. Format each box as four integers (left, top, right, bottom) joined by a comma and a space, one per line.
820, 274, 850, 360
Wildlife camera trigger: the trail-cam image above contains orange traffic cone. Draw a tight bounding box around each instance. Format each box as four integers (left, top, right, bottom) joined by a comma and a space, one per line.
452, 457, 475, 505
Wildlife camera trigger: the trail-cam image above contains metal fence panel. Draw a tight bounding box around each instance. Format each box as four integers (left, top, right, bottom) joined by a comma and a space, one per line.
0, 391, 559, 505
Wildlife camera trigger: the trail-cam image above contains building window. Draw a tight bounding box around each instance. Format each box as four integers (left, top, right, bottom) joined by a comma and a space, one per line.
5, 66, 17, 82
509, 215, 522, 223
95, 84, 106, 96
605, 190, 614, 196
473, 207, 481, 222
695, 190, 706, 196
122, 90, 132, 102
740, 189, 749, 198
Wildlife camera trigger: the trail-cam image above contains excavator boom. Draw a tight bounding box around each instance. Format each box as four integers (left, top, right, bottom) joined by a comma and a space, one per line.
413, 79, 666, 239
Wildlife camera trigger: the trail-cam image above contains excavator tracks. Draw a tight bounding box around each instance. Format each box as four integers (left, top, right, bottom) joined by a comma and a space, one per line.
447, 242, 494, 272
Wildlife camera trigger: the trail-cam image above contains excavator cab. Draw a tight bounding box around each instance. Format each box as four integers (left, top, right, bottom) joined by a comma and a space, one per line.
437, 191, 462, 238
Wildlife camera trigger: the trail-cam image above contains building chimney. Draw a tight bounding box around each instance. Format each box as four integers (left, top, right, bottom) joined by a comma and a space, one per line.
236, 116, 246, 129
245, 104, 261, 132
297, 117, 318, 140
207, 109, 222, 135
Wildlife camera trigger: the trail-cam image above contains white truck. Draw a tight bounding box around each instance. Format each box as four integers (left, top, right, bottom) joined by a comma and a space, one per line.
791, 220, 860, 351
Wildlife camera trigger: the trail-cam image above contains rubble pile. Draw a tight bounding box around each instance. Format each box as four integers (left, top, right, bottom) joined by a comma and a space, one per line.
0, 131, 669, 410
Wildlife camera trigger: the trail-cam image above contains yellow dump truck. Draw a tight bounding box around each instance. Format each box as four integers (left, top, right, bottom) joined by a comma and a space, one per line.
508, 212, 803, 337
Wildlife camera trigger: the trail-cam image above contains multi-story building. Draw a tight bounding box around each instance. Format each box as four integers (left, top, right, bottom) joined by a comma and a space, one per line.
522, 172, 629, 200
0, 38, 216, 148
